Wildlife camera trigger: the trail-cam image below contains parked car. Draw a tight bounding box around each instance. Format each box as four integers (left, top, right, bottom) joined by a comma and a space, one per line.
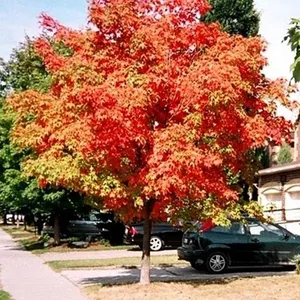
42, 210, 124, 244
124, 223, 183, 251
177, 218, 300, 274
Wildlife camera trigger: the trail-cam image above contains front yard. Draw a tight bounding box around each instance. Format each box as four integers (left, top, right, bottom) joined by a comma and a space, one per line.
47, 255, 188, 271
2, 224, 300, 300
0, 225, 135, 253
84, 275, 300, 300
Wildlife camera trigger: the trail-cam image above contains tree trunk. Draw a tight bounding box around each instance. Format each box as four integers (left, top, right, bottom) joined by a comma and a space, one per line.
242, 183, 250, 202
36, 216, 43, 235
54, 215, 61, 245
11, 213, 15, 225
16, 214, 20, 228
251, 184, 258, 201
24, 217, 27, 231
140, 199, 154, 284
3, 214, 7, 225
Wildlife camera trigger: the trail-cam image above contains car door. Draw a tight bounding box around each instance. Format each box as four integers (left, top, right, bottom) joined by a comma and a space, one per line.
204, 222, 249, 265
68, 213, 99, 237
166, 224, 183, 247
246, 220, 296, 263
151, 223, 182, 247
68, 218, 89, 236
270, 223, 300, 262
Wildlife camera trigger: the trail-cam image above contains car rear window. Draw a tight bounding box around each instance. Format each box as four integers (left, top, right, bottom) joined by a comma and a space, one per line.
89, 212, 114, 222
209, 223, 245, 234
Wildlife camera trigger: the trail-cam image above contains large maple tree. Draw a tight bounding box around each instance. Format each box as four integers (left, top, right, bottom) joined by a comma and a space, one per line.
9, 0, 291, 283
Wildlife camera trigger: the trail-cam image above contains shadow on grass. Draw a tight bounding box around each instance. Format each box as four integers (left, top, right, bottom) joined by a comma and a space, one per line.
76, 265, 295, 286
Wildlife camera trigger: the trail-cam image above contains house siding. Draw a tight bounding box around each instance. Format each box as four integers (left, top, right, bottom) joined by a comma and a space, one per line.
259, 169, 300, 234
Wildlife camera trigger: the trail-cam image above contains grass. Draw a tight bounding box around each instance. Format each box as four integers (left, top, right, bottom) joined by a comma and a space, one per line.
0, 224, 136, 253
32, 243, 135, 254
47, 255, 188, 271
1, 225, 47, 251
0, 290, 11, 300
1, 225, 35, 239
83, 275, 300, 300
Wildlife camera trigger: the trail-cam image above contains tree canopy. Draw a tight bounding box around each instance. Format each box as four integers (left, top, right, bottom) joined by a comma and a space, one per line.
0, 37, 86, 242
285, 18, 300, 82
202, 0, 260, 37
8, 0, 291, 283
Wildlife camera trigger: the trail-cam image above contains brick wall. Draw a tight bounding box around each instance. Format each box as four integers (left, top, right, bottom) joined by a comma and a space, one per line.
294, 116, 300, 161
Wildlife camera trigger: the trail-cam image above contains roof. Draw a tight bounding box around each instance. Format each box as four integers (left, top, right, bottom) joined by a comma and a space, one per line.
258, 161, 300, 176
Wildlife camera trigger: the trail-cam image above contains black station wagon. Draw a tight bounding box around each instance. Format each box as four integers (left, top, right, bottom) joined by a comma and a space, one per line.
124, 223, 183, 251
177, 218, 300, 274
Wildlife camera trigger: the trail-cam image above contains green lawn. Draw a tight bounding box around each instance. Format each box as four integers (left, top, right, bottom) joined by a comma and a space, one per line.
32, 244, 135, 254
47, 255, 188, 271
0, 290, 11, 300
1, 225, 35, 239
1, 225, 136, 253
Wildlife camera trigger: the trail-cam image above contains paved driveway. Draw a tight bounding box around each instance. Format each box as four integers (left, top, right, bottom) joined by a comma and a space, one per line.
61, 265, 295, 286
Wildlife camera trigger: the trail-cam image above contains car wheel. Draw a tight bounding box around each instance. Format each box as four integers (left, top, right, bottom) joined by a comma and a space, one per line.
150, 236, 164, 251
190, 261, 203, 271
205, 252, 228, 274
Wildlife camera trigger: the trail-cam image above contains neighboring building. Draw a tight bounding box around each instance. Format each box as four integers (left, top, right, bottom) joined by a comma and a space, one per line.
258, 117, 300, 234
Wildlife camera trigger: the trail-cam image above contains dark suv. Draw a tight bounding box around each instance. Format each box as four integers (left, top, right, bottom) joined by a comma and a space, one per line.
43, 210, 125, 244
177, 218, 300, 273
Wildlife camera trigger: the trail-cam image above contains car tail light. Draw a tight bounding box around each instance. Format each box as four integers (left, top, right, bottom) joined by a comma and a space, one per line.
183, 237, 197, 245
129, 226, 139, 236
200, 219, 215, 232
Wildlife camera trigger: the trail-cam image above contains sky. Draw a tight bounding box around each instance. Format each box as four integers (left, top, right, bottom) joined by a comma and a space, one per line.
0, 0, 300, 80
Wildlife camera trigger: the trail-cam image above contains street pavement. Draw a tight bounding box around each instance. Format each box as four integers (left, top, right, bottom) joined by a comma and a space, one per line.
0, 229, 87, 300
40, 248, 177, 262
61, 265, 295, 286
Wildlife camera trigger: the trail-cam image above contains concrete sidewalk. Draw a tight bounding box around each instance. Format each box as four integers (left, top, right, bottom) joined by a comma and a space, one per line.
0, 229, 87, 300
40, 249, 177, 262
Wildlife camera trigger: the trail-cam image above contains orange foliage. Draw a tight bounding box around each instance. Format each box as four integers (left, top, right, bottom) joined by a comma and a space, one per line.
9, 0, 292, 221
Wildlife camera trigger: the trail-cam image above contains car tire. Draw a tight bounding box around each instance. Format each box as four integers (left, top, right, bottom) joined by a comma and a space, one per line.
150, 236, 164, 251
190, 261, 203, 271
205, 251, 228, 274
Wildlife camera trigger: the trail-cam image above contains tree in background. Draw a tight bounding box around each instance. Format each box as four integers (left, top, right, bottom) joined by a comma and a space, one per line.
202, 0, 260, 37
0, 37, 86, 244
203, 0, 265, 201
285, 18, 300, 82
277, 142, 293, 165
3, 36, 51, 93
9, 0, 291, 283
0, 102, 25, 224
